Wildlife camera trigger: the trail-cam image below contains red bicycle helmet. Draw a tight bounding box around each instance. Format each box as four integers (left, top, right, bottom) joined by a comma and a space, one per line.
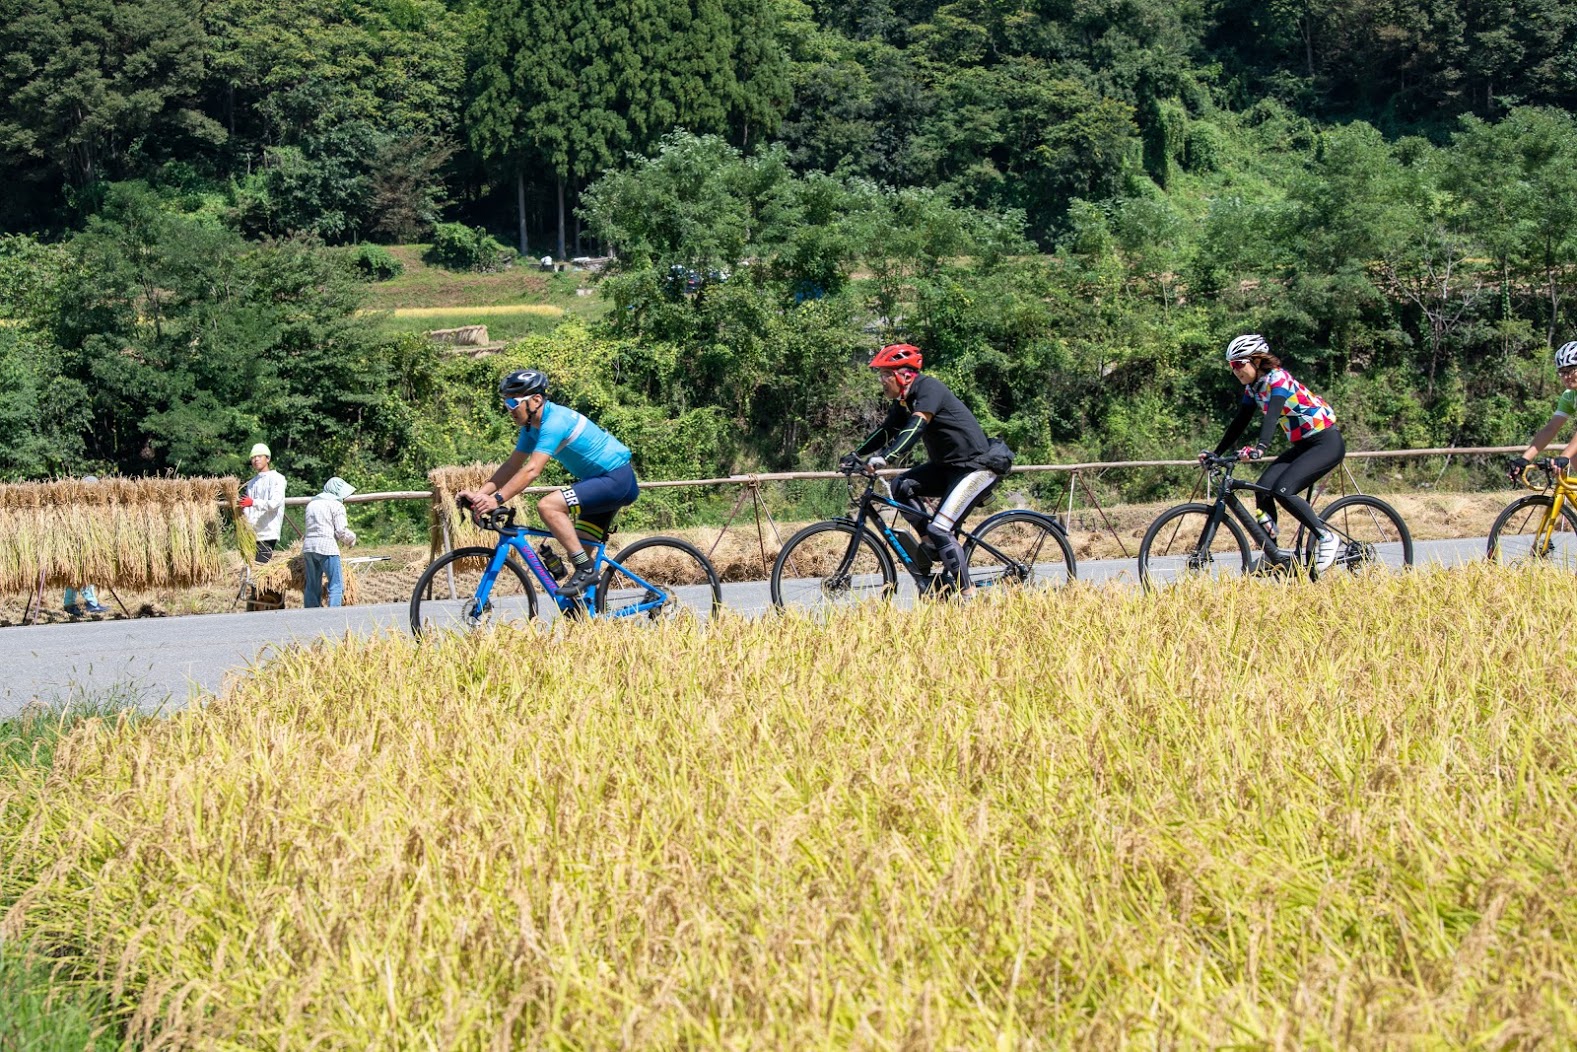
869, 343, 923, 370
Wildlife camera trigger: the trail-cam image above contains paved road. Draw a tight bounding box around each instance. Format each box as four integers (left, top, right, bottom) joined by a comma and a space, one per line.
0, 536, 1493, 717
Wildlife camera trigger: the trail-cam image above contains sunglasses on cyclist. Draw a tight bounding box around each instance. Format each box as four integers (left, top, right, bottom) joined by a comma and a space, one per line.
502, 396, 533, 411
1559, 366, 1577, 379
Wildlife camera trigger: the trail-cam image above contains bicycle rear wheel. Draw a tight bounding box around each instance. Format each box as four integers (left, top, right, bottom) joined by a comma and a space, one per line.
1296, 494, 1414, 573
409, 546, 538, 636
1137, 503, 1252, 590
770, 520, 896, 610
597, 536, 723, 620
963, 511, 1076, 592
1487, 494, 1577, 567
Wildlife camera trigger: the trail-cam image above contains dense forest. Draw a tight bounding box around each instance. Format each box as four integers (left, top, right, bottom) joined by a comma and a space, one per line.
3, 0, 1577, 502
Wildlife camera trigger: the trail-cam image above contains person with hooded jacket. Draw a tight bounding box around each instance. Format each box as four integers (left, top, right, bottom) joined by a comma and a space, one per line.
302, 476, 358, 607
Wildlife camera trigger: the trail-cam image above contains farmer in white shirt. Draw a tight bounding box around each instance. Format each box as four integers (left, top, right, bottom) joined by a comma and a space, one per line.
239, 442, 287, 564
302, 477, 358, 608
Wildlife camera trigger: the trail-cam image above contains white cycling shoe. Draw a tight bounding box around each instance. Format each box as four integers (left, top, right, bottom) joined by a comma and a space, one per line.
1314, 529, 1341, 574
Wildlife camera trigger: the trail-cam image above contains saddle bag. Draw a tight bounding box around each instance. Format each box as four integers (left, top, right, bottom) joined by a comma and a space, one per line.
979, 436, 1016, 475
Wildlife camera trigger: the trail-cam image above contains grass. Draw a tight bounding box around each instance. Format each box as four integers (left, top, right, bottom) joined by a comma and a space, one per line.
355, 246, 609, 343
367, 307, 567, 344
2, 565, 1575, 1047
1, 692, 147, 1051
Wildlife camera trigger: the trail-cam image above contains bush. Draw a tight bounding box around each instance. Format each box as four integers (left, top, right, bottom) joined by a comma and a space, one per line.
350, 244, 404, 281
425, 223, 517, 273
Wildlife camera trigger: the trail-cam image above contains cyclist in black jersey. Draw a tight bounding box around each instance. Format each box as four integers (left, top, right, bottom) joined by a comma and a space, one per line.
840, 343, 1001, 598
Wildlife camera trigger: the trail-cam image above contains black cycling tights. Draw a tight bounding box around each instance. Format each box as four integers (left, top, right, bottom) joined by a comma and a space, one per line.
1256, 427, 1346, 536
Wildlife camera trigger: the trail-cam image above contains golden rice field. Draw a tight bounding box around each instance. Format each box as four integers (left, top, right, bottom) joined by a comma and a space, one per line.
386, 304, 564, 319
3, 565, 1577, 1048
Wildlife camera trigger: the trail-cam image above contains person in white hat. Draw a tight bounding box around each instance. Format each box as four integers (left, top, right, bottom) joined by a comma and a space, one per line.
239, 442, 286, 563
302, 476, 358, 607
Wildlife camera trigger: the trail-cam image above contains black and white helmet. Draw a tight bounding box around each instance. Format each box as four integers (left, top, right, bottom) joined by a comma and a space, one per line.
499, 369, 549, 399
1556, 342, 1577, 370
1225, 334, 1270, 363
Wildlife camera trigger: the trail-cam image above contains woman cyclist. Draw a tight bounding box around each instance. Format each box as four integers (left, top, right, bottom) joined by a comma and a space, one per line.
1507, 341, 1577, 481
1202, 334, 1343, 574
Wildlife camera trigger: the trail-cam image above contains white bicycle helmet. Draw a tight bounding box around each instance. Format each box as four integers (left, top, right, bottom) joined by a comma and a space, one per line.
1225, 334, 1270, 363
1555, 341, 1577, 370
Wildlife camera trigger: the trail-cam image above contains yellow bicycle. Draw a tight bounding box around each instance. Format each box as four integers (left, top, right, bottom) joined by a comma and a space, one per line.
1487, 458, 1577, 566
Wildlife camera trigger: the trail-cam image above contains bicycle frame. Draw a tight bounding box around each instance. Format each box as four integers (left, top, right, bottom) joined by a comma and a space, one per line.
838, 470, 1060, 588
1194, 457, 1282, 553
466, 513, 670, 619
1516, 461, 1577, 545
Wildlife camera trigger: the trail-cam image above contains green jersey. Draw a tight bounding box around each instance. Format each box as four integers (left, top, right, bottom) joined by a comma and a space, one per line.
1558, 389, 1577, 417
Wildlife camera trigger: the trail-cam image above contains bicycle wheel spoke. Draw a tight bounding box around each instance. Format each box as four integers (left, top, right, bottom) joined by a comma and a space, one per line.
1138, 505, 1251, 589
410, 548, 537, 636
771, 523, 894, 609
1489, 496, 1577, 567
1317, 495, 1413, 573
598, 537, 721, 621
966, 513, 1073, 590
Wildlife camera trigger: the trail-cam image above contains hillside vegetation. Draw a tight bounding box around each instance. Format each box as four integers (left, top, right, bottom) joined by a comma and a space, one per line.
0, 0, 1574, 515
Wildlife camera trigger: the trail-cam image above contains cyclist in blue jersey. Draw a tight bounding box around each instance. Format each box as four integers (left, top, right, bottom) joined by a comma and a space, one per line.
1508, 341, 1577, 479
460, 370, 640, 597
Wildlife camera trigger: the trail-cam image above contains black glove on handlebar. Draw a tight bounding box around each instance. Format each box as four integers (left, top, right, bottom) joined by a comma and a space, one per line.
1507, 456, 1529, 481
838, 453, 862, 474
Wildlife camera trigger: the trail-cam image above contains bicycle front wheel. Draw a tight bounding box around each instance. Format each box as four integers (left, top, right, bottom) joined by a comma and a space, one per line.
409, 546, 539, 637
1297, 494, 1414, 573
770, 521, 896, 610
1137, 503, 1252, 590
597, 536, 723, 620
963, 511, 1076, 591
1487, 494, 1577, 567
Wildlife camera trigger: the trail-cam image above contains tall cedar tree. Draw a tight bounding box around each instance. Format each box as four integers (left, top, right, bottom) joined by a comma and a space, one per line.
468, 0, 789, 260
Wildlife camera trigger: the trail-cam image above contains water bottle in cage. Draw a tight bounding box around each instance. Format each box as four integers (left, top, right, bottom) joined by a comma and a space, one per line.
539, 543, 567, 580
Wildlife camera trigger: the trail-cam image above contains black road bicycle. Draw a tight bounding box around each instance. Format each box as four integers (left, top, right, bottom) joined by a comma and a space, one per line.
1137, 452, 1413, 589
769, 466, 1076, 609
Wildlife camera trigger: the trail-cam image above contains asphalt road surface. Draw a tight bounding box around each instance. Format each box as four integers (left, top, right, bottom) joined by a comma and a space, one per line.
0, 536, 1496, 717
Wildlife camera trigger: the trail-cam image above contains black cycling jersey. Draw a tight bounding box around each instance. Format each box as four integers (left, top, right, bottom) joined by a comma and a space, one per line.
859, 374, 990, 468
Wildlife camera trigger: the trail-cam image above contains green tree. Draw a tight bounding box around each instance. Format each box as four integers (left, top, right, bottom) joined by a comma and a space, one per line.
468, 0, 792, 259
0, 0, 221, 193
1445, 107, 1577, 345
918, 59, 1138, 242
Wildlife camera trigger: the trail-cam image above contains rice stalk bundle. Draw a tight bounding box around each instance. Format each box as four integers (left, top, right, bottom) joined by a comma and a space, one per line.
428, 464, 514, 553
249, 548, 361, 606
0, 476, 236, 594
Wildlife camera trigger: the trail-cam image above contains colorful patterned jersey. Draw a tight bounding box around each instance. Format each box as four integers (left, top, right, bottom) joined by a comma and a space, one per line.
1242, 368, 1337, 443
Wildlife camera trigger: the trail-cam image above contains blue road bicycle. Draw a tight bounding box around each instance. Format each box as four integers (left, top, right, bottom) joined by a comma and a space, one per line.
769, 465, 1076, 608
409, 499, 722, 635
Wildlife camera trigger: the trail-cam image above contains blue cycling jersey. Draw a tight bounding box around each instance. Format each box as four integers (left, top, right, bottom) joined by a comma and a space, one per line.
514, 401, 632, 480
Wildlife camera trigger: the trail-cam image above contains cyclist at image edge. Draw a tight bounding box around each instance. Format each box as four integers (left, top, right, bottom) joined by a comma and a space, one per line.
1202, 334, 1344, 573
458, 370, 639, 598
1508, 341, 1577, 480
841, 343, 999, 599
